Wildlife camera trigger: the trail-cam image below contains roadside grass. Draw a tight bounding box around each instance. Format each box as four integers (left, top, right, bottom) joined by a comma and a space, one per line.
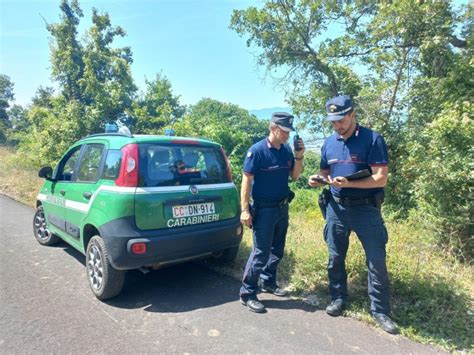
1, 146, 472, 351
0, 146, 43, 206
226, 189, 474, 352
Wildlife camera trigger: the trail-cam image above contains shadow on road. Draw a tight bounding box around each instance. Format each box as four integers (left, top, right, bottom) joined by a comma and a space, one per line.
261, 298, 318, 312
113, 263, 318, 314
56, 241, 316, 314
116, 262, 239, 312
54, 240, 86, 266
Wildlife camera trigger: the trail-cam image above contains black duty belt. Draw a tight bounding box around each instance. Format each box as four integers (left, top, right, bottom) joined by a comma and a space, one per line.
332, 195, 375, 207
253, 197, 289, 208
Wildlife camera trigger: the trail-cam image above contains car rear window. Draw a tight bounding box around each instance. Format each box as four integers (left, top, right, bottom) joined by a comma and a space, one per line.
138, 143, 228, 187
102, 149, 122, 180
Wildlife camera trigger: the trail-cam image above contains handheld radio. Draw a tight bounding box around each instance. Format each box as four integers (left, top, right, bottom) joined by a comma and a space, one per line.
293, 130, 302, 151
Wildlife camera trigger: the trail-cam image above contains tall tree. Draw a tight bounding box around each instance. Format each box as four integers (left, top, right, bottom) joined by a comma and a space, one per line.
24, 0, 137, 164
230, 1, 468, 135
32, 86, 55, 109
46, 0, 136, 128
129, 74, 185, 134
81, 8, 137, 127
46, 0, 84, 103
0, 74, 15, 143
230, 0, 472, 257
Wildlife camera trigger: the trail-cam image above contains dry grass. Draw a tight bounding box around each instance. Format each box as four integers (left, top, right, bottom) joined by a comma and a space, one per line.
0, 146, 43, 207
225, 190, 474, 351
2, 146, 473, 351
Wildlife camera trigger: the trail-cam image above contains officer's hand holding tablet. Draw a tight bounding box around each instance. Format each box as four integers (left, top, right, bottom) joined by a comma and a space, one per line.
330, 175, 350, 188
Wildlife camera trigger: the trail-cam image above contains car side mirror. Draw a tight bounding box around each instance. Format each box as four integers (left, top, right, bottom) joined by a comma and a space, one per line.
38, 166, 53, 180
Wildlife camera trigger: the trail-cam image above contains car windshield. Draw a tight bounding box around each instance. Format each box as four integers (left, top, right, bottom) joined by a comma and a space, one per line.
138, 143, 228, 187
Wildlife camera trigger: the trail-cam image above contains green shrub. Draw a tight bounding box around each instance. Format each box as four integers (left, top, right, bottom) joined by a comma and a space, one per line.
408, 103, 473, 261
290, 150, 321, 190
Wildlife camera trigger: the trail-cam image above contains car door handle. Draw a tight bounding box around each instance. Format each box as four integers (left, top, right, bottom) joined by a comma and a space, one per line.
83, 192, 92, 199
60, 189, 66, 196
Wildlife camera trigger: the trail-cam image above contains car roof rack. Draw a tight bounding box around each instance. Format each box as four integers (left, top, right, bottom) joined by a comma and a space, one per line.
85, 132, 133, 139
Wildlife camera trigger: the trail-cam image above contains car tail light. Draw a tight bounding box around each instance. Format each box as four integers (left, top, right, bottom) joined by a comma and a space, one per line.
131, 242, 147, 254
115, 143, 139, 187
220, 147, 233, 182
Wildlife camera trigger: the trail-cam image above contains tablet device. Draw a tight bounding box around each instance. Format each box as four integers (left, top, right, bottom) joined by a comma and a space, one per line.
345, 169, 371, 181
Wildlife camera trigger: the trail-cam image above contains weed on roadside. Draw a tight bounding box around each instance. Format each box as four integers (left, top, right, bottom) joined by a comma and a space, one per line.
2, 146, 473, 351
227, 190, 473, 352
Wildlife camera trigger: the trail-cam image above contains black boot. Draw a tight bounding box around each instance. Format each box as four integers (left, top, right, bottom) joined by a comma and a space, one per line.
259, 282, 288, 297
372, 313, 399, 334
326, 299, 346, 317
240, 297, 266, 313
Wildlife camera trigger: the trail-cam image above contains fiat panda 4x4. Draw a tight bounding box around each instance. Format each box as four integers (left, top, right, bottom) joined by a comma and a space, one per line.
34, 131, 242, 300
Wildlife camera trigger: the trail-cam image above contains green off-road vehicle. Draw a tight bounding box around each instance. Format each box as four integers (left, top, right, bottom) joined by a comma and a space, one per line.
34, 130, 242, 300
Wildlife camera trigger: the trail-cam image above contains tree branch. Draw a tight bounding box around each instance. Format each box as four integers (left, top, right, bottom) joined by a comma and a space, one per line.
345, 5, 376, 32
387, 48, 411, 123
331, 43, 415, 58
280, 0, 339, 95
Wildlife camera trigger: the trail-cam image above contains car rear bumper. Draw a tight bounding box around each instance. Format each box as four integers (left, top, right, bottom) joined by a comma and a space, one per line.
99, 216, 242, 270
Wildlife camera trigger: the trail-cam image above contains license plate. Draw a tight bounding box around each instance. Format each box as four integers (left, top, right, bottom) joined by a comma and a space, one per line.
172, 202, 215, 218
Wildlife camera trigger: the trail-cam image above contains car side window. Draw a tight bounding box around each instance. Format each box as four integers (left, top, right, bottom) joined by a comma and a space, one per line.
57, 147, 82, 181
76, 144, 105, 182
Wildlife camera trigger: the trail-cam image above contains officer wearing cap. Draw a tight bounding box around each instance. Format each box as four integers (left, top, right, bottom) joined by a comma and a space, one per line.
308, 95, 398, 334
239, 112, 305, 313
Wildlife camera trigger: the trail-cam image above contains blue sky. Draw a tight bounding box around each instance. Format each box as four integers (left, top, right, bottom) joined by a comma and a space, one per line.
1, 0, 288, 110
0, 0, 468, 112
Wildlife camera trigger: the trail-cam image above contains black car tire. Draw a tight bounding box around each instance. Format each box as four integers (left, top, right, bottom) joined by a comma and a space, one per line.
86, 235, 125, 300
33, 205, 60, 246
213, 245, 239, 264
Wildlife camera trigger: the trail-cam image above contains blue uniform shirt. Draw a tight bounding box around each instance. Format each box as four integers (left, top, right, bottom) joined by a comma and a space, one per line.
320, 124, 388, 198
244, 138, 295, 202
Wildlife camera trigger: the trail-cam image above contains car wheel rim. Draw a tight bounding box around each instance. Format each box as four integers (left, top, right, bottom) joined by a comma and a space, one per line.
34, 210, 51, 241
88, 244, 104, 291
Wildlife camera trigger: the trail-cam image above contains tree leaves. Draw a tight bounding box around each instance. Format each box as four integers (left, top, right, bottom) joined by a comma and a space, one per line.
230, 0, 472, 258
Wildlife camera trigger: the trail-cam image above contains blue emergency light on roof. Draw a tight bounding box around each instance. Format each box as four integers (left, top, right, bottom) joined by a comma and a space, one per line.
164, 128, 176, 136
105, 123, 118, 133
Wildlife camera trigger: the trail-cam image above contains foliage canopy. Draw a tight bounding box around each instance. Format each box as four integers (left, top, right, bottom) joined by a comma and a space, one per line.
231, 0, 473, 259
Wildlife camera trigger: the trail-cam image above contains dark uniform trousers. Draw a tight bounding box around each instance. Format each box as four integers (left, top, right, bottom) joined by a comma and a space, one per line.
324, 198, 391, 315
239, 204, 289, 299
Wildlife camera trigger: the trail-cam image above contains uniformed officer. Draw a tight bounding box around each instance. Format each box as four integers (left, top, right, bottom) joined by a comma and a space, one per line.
308, 95, 398, 334
239, 112, 305, 313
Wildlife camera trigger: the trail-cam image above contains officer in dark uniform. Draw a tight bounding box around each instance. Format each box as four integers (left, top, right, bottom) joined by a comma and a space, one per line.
308, 95, 398, 334
239, 112, 305, 313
